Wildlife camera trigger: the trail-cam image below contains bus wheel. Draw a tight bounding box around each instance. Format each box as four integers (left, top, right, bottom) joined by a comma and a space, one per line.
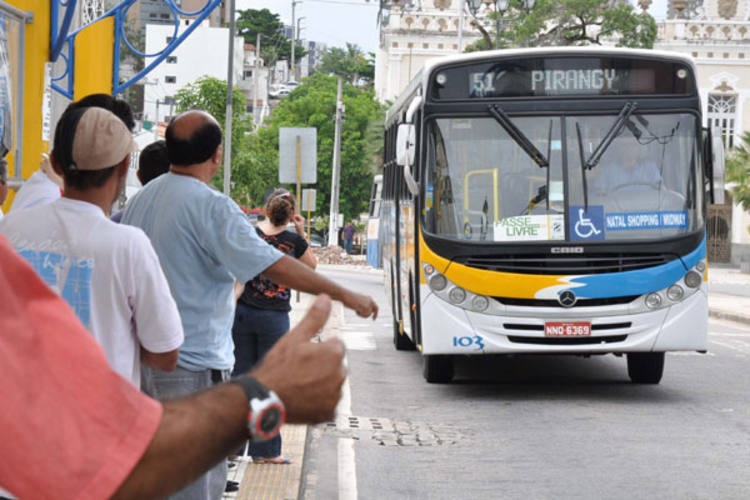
423, 355, 453, 383
627, 352, 665, 384
393, 320, 416, 351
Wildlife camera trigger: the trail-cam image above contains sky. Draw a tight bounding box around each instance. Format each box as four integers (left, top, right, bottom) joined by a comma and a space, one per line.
237, 0, 669, 54
239, 0, 381, 53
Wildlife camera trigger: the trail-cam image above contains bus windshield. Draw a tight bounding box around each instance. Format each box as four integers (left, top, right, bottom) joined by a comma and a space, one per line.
422, 113, 702, 243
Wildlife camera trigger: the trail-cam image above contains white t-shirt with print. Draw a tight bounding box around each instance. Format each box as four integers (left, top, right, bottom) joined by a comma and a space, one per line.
0, 197, 184, 387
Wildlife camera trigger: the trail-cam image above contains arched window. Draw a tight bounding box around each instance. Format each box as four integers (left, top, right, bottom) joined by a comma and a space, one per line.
707, 93, 737, 149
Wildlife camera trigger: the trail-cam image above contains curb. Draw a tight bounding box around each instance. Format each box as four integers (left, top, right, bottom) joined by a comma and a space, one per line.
708, 309, 750, 326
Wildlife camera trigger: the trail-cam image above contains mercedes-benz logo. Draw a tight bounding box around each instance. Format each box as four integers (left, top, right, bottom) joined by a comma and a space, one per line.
558, 290, 577, 308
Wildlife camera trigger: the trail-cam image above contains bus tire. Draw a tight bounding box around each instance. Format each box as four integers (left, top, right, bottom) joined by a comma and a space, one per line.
394, 320, 416, 351
423, 355, 453, 383
627, 352, 665, 384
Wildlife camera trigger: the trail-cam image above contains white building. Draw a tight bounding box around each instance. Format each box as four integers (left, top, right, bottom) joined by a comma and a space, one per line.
143, 19, 245, 126
654, 0, 750, 264
375, 0, 482, 103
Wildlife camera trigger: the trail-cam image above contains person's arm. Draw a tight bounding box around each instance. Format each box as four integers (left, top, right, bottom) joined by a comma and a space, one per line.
299, 247, 318, 270
263, 255, 378, 319
141, 348, 179, 371
291, 214, 317, 269
114, 295, 343, 498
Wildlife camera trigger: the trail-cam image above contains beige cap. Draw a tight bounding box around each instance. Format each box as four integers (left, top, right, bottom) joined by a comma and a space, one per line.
70, 107, 138, 171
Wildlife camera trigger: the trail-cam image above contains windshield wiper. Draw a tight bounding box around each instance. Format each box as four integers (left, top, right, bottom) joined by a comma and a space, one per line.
576, 122, 589, 210
583, 101, 637, 171
488, 104, 549, 169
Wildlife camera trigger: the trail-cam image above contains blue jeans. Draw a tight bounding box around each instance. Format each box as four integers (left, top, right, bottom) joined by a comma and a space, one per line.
141, 365, 230, 500
231, 302, 289, 458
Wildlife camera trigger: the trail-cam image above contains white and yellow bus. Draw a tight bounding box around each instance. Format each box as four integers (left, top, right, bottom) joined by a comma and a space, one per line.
380, 47, 724, 384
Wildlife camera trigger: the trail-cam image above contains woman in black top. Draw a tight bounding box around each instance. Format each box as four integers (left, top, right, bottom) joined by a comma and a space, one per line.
231, 188, 317, 464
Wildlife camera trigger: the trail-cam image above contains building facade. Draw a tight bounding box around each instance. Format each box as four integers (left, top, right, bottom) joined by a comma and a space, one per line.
655, 0, 750, 264
142, 19, 245, 126
374, 0, 482, 103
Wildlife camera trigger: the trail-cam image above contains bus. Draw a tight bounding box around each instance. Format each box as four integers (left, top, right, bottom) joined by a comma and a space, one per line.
379, 47, 725, 384
366, 174, 383, 268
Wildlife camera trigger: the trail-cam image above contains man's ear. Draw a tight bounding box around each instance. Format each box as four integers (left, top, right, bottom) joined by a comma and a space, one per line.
117, 156, 131, 177
212, 146, 222, 164
49, 151, 65, 177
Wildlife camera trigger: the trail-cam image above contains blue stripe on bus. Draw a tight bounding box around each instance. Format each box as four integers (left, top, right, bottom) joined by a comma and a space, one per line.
535, 238, 706, 299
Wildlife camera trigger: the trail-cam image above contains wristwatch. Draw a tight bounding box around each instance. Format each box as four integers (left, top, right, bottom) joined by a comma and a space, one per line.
230, 376, 286, 442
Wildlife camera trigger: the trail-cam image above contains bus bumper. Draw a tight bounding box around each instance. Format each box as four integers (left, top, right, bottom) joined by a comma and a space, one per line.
419, 287, 708, 355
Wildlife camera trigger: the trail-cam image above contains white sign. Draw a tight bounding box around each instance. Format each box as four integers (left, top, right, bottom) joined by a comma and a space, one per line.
279, 127, 317, 184
301, 188, 316, 212
493, 214, 564, 242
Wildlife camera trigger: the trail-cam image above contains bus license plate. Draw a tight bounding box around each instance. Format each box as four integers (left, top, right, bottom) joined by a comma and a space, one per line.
545, 321, 591, 337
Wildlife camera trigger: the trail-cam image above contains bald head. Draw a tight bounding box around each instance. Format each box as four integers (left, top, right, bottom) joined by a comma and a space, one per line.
165, 110, 222, 167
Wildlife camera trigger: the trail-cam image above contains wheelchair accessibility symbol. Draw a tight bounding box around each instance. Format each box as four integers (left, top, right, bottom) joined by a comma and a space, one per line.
570, 206, 604, 240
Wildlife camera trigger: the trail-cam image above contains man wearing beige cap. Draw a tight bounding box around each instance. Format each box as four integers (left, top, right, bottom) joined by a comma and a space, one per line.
0, 105, 183, 387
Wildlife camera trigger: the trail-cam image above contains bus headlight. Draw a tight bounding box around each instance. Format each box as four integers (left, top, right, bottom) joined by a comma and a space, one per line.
428, 274, 447, 291
448, 287, 466, 304
423, 264, 496, 313
695, 260, 706, 273
645, 293, 662, 309
471, 296, 490, 312
666, 285, 684, 301
684, 270, 702, 288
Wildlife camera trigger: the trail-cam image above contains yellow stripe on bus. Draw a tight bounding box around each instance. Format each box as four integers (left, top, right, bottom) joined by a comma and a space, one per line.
419, 238, 566, 299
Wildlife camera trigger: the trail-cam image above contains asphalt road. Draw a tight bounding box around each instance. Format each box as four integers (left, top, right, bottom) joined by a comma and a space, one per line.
302, 268, 750, 500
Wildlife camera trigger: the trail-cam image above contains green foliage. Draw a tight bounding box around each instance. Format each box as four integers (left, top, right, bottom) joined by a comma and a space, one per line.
243, 73, 385, 220
315, 44, 375, 86
726, 131, 750, 213
236, 9, 306, 69
173, 76, 254, 199
465, 0, 656, 50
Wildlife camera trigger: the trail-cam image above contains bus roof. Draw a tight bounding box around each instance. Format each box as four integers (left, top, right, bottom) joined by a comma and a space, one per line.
385, 47, 697, 125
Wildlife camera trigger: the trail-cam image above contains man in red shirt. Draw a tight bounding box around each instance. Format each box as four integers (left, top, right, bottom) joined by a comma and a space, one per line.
0, 234, 344, 498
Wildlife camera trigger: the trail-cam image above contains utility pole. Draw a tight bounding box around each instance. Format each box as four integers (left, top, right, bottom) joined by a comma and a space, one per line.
253, 33, 260, 127
327, 77, 343, 247
290, 0, 300, 82
223, 0, 236, 195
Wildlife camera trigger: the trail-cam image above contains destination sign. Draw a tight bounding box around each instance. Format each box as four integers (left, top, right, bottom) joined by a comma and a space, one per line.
530, 69, 617, 93
430, 56, 695, 100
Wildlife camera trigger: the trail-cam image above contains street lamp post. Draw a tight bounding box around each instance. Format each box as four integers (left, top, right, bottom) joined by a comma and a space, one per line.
467, 0, 535, 49
295, 17, 305, 81
291, 0, 301, 82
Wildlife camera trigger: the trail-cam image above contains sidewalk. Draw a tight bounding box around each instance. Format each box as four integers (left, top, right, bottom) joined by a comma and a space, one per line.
225, 264, 750, 499
707, 265, 750, 325
225, 291, 335, 500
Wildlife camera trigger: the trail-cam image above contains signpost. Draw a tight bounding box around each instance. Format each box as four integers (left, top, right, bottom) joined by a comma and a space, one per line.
279, 127, 317, 211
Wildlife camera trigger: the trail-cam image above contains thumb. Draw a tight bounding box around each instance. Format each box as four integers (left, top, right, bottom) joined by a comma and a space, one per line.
283, 294, 332, 344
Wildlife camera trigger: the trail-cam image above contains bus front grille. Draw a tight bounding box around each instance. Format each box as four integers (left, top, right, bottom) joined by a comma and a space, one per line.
495, 296, 639, 307
455, 253, 671, 274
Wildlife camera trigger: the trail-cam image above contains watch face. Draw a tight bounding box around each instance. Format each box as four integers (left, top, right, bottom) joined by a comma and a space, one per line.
259, 406, 282, 434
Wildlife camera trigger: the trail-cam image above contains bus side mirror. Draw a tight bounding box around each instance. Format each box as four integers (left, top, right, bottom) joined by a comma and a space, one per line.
396, 123, 419, 195
396, 123, 415, 167
706, 126, 725, 205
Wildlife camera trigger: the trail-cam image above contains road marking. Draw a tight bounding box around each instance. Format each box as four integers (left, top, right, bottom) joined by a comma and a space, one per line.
339, 326, 377, 350
336, 374, 358, 499
708, 338, 750, 355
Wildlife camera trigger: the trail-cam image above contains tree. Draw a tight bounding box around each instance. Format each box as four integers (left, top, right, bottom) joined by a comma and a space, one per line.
173, 76, 254, 199
316, 44, 375, 86
236, 9, 306, 70
725, 132, 750, 213
238, 73, 385, 219
465, 0, 656, 51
